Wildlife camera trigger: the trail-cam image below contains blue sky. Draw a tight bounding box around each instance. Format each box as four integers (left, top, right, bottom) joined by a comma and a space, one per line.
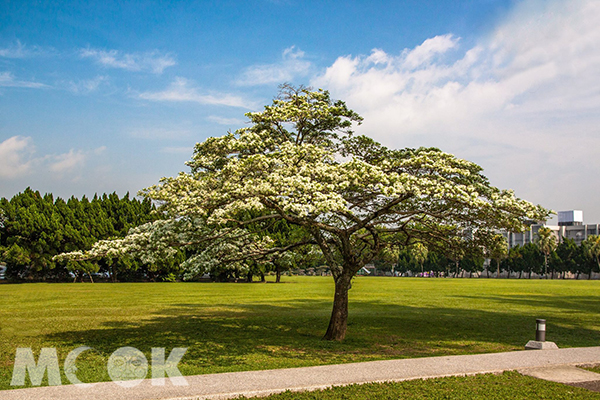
1, 0, 600, 223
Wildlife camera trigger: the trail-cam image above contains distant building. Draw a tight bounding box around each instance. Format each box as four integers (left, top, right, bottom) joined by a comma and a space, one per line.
558, 210, 584, 226
505, 210, 600, 248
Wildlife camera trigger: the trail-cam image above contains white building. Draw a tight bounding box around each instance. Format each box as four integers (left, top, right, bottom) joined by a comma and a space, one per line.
505, 210, 600, 248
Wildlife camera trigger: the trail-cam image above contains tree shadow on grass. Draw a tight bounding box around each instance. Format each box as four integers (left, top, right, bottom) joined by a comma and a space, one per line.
37, 297, 600, 379
454, 294, 600, 315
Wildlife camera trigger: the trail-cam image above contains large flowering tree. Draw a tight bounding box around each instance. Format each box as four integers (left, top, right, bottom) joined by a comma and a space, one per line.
59, 85, 549, 340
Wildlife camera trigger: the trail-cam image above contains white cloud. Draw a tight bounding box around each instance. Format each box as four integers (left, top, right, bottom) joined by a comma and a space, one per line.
93, 146, 107, 155
236, 46, 312, 86
138, 77, 253, 108
0, 40, 46, 58
66, 75, 108, 94
0, 136, 35, 178
49, 149, 86, 173
312, 0, 600, 220
207, 115, 246, 126
402, 34, 459, 70
80, 48, 176, 74
0, 71, 48, 89
0, 136, 107, 181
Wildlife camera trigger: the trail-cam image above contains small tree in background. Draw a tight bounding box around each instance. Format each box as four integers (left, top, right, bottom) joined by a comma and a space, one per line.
582, 235, 600, 279
536, 227, 557, 279
411, 242, 429, 276
488, 234, 508, 278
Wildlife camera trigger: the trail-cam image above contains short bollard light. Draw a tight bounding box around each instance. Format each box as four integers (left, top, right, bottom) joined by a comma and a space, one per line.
525, 318, 557, 350
536, 319, 546, 342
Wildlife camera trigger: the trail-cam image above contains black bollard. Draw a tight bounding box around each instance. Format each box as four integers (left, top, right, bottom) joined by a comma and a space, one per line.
536, 319, 546, 342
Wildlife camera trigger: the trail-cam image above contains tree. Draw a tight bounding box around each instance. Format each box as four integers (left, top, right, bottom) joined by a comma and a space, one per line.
58, 85, 549, 340
582, 235, 600, 279
1, 189, 157, 281
410, 242, 428, 276
555, 238, 578, 279
488, 234, 508, 278
535, 227, 557, 278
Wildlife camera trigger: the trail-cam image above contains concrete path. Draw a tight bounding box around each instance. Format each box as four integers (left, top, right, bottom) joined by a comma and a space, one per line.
2, 346, 600, 400
520, 364, 600, 393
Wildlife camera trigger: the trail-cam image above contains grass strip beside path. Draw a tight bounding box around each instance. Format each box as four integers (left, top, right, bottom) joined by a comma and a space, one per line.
238, 371, 600, 399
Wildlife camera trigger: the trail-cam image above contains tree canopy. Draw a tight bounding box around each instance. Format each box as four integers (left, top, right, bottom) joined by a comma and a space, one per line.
58, 84, 550, 340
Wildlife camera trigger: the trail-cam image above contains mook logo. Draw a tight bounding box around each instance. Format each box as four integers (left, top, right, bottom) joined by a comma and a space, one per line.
11, 346, 187, 388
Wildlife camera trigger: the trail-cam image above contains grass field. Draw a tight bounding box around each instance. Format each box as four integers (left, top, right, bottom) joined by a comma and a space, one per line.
0, 277, 599, 390
241, 371, 600, 399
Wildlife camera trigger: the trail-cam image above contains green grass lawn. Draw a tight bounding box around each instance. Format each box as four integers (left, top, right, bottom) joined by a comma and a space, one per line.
0, 277, 599, 390
241, 372, 600, 400
239, 371, 600, 399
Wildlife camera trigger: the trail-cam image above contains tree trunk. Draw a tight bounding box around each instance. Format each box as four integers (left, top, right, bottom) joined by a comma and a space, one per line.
323, 274, 352, 341
275, 267, 281, 283
496, 260, 500, 279
87, 272, 94, 283
519, 270, 522, 279
260, 271, 265, 282
110, 265, 117, 283
246, 272, 253, 283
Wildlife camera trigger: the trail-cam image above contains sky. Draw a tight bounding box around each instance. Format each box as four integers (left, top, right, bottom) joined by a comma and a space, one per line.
1, 0, 599, 223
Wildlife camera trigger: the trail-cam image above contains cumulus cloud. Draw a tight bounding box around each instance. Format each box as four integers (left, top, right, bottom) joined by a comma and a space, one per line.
80, 48, 176, 74
0, 136, 35, 178
138, 77, 253, 108
236, 46, 312, 86
0, 71, 48, 88
0, 136, 107, 180
312, 0, 600, 219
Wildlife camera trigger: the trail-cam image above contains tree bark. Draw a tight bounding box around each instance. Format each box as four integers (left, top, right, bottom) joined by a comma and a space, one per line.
275, 267, 281, 283
110, 264, 117, 283
323, 273, 352, 341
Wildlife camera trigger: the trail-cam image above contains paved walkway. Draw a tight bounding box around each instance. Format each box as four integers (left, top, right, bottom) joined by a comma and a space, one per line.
520, 364, 600, 392
2, 346, 600, 400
